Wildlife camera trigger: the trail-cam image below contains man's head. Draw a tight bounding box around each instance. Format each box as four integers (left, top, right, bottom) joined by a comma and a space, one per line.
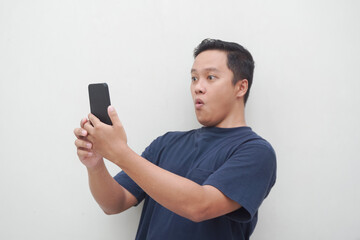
190, 39, 254, 127
193, 39, 254, 104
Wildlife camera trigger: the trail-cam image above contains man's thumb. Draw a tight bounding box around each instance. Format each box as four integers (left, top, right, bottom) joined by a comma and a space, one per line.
107, 106, 121, 126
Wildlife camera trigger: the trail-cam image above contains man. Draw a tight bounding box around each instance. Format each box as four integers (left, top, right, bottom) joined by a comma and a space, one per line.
74, 39, 276, 240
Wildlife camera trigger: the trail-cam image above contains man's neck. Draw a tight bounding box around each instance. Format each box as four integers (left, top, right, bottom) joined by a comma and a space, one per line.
215, 103, 246, 128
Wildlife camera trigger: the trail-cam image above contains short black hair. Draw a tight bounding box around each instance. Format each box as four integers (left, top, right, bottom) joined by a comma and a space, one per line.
193, 39, 255, 104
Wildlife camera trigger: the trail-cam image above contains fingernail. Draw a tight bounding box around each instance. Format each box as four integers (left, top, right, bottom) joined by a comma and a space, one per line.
86, 143, 91, 148
109, 106, 114, 112
82, 130, 87, 136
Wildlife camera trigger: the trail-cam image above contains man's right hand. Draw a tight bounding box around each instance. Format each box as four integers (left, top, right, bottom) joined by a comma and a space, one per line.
74, 118, 103, 169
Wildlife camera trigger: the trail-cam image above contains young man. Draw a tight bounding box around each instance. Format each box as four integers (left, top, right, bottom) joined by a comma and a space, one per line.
74, 39, 276, 240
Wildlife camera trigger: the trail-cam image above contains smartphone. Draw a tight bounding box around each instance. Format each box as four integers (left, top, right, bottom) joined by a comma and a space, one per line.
88, 83, 112, 125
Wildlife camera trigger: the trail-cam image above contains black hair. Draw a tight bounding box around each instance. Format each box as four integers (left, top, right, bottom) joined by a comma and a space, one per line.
193, 38, 255, 104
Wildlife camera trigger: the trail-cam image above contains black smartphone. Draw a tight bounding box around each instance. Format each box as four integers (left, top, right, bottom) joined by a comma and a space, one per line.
88, 83, 112, 125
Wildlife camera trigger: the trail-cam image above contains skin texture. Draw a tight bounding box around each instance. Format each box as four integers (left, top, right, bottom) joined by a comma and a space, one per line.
74, 50, 249, 222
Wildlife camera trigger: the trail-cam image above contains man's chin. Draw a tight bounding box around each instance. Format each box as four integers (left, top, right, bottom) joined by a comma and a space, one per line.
197, 117, 216, 127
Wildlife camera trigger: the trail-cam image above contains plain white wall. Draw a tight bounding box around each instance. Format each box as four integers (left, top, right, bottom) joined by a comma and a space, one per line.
1, 0, 359, 239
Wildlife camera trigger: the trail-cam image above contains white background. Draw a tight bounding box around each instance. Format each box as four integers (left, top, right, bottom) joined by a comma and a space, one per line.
1, 0, 359, 239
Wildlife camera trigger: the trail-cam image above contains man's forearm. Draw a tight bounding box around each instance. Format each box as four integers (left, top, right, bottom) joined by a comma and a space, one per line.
112, 147, 210, 221
87, 160, 135, 214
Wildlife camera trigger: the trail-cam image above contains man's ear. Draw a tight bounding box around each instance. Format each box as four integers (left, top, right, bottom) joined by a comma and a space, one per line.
235, 79, 248, 98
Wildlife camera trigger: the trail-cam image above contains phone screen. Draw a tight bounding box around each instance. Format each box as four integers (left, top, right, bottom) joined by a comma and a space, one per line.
88, 83, 112, 125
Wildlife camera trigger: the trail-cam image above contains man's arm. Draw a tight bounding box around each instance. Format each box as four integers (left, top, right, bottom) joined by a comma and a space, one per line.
87, 160, 137, 214
117, 148, 241, 222
74, 119, 137, 214
84, 107, 241, 222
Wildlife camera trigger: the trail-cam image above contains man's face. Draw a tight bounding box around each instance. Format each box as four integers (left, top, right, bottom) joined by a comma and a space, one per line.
190, 50, 240, 127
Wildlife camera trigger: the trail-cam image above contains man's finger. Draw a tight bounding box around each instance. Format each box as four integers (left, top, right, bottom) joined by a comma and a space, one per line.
80, 118, 88, 128
74, 128, 87, 138
108, 106, 122, 126
74, 139, 92, 149
77, 148, 93, 158
88, 113, 101, 126
83, 121, 94, 135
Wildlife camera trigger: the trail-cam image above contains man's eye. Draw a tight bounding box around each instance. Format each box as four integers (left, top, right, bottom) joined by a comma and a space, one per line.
208, 75, 216, 80
191, 76, 198, 81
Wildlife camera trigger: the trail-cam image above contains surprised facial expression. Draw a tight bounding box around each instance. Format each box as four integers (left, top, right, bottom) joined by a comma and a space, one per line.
190, 50, 240, 127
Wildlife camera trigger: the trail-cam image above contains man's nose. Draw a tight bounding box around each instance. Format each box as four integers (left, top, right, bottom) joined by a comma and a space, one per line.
194, 79, 206, 94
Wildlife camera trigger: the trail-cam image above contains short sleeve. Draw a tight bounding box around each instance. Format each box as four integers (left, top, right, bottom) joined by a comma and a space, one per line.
203, 143, 276, 222
113, 137, 159, 205
114, 171, 145, 205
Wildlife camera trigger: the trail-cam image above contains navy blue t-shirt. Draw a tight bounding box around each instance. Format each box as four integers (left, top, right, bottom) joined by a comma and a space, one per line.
114, 126, 276, 240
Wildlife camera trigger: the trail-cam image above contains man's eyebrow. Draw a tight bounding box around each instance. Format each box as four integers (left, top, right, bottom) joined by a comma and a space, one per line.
191, 67, 220, 73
